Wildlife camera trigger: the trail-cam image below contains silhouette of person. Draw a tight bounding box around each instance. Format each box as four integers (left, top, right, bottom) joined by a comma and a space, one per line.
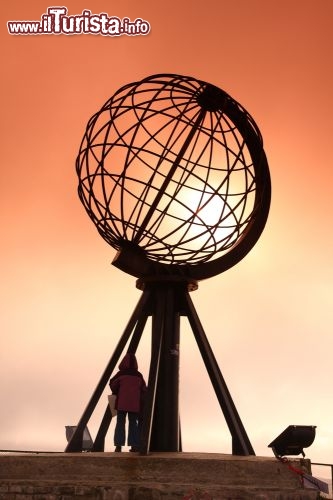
109, 352, 147, 452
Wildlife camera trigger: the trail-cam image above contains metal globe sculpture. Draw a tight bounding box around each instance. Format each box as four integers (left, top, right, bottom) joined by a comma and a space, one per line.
67, 74, 271, 456
76, 74, 270, 281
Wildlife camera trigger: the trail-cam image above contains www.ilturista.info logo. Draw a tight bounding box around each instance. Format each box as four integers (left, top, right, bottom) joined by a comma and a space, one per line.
7, 6, 151, 36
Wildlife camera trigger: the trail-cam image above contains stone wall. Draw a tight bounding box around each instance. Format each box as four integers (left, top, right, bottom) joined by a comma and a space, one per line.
0, 452, 321, 500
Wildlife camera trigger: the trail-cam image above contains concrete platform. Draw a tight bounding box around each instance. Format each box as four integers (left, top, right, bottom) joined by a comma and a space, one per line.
0, 452, 320, 499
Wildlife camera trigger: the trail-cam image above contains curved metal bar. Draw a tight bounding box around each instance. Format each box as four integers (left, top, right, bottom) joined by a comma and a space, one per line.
76, 73, 270, 280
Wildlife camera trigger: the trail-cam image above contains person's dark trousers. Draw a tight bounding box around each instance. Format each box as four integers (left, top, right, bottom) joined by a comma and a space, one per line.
114, 411, 139, 447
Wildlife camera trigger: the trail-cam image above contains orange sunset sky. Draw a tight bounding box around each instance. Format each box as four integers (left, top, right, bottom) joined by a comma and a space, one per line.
1, 0, 332, 470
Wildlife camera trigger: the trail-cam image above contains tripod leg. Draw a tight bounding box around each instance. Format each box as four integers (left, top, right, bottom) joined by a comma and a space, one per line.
139, 289, 164, 455
179, 416, 182, 452
65, 288, 152, 452
184, 291, 255, 456
92, 405, 112, 451
128, 314, 149, 353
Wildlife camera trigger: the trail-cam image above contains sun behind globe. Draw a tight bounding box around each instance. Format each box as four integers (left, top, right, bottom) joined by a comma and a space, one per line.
76, 74, 270, 281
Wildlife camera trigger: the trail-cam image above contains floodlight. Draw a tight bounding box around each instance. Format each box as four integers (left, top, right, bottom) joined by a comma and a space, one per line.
268, 425, 316, 458
65, 425, 93, 452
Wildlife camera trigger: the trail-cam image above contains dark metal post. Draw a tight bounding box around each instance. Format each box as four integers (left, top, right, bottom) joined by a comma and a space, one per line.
184, 290, 255, 456
149, 284, 180, 451
128, 314, 150, 353
92, 405, 112, 451
139, 289, 164, 454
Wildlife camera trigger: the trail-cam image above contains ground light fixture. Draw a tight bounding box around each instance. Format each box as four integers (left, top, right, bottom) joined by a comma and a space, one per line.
268, 425, 317, 458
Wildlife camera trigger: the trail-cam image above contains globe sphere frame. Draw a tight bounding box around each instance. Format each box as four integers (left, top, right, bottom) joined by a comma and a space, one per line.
76, 74, 271, 281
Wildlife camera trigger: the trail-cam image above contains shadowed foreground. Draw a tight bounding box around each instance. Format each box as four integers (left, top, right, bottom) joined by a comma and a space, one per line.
0, 452, 321, 499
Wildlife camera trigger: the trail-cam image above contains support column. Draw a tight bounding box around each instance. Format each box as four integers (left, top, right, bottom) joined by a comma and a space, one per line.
149, 284, 181, 451
184, 290, 255, 455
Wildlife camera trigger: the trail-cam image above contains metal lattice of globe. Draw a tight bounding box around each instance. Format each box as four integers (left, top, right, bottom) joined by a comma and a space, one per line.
76, 74, 270, 281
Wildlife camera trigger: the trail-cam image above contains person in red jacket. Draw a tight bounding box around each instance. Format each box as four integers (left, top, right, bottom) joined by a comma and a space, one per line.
109, 352, 147, 452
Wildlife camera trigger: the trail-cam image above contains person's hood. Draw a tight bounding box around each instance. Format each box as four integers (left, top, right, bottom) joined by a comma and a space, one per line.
118, 352, 138, 370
